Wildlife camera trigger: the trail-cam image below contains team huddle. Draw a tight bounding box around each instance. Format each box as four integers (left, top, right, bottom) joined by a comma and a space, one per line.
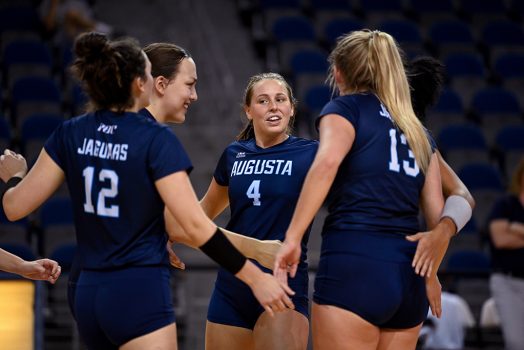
0, 29, 474, 350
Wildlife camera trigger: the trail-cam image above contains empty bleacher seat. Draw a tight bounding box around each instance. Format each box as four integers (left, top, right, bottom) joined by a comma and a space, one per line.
427, 19, 476, 56
458, 162, 505, 225
10, 76, 62, 128
444, 52, 487, 106
470, 87, 523, 143
494, 125, 524, 176
437, 124, 489, 170
20, 113, 64, 163
425, 88, 466, 134
38, 196, 75, 256
322, 18, 364, 49
2, 40, 53, 89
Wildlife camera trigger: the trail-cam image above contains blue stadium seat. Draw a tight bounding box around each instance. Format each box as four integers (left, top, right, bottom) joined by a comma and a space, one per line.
481, 20, 524, 61
304, 84, 331, 116
270, 16, 318, 72
493, 52, 524, 81
493, 52, 524, 107
495, 125, 524, 153
408, 0, 455, 22
38, 196, 75, 256
359, 0, 404, 21
446, 249, 490, 274
300, 84, 331, 136
309, 0, 352, 31
289, 48, 329, 101
20, 113, 64, 162
444, 52, 486, 105
495, 125, 524, 176
0, 5, 41, 52
427, 19, 476, 56
425, 88, 466, 135
258, 0, 304, 34
2, 40, 53, 88
458, 162, 504, 192
444, 53, 485, 80
459, 162, 505, 224
482, 20, 524, 47
431, 88, 464, 115
289, 48, 328, 76
437, 124, 489, 169
458, 0, 508, 23
0, 209, 30, 246
379, 19, 423, 52
471, 87, 522, 143
272, 15, 315, 42
322, 18, 364, 49
10, 76, 62, 128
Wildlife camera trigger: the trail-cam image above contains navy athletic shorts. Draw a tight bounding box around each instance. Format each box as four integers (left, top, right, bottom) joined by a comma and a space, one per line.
313, 230, 429, 329
74, 265, 175, 349
207, 261, 309, 329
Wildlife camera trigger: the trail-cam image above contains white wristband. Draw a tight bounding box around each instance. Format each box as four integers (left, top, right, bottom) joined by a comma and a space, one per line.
440, 195, 472, 234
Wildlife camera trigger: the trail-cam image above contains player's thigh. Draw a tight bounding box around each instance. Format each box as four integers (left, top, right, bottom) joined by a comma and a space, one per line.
312, 302, 380, 350
120, 323, 178, 350
377, 323, 422, 350
205, 320, 254, 350
253, 309, 309, 350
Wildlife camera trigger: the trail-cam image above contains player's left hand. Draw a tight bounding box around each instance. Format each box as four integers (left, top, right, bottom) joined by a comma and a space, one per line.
166, 240, 185, 270
273, 239, 301, 285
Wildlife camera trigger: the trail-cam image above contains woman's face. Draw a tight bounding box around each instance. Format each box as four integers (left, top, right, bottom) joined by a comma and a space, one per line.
245, 79, 294, 141
163, 57, 198, 123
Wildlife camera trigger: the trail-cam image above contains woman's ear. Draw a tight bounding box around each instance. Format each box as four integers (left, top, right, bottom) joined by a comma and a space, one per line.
153, 76, 166, 95
244, 105, 252, 120
334, 66, 346, 93
132, 76, 146, 95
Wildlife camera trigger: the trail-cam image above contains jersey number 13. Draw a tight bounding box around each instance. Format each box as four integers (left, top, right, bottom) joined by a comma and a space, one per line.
388, 129, 419, 177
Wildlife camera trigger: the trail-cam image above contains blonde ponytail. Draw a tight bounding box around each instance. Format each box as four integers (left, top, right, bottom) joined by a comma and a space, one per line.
328, 30, 432, 173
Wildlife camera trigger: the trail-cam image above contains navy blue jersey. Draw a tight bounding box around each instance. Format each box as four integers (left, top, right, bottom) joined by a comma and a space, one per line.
214, 136, 318, 256
45, 110, 193, 270
317, 93, 430, 235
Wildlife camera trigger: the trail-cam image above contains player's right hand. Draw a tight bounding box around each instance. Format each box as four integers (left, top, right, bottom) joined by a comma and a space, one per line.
251, 272, 295, 317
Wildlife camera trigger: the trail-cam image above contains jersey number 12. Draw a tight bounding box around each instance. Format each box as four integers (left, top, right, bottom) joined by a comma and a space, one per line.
83, 166, 119, 217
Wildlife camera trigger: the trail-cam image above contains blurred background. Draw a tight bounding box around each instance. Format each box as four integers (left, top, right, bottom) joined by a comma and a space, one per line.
0, 0, 523, 349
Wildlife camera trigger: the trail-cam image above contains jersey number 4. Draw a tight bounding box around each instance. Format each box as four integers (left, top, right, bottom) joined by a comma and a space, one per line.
246, 180, 261, 206
82, 166, 119, 217
388, 129, 419, 177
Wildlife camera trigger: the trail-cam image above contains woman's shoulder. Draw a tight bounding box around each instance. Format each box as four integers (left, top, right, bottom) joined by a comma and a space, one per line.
288, 135, 319, 148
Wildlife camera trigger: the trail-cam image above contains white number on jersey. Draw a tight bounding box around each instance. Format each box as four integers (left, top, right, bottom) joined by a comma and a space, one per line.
388, 128, 420, 177
83, 166, 120, 217
246, 180, 261, 206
